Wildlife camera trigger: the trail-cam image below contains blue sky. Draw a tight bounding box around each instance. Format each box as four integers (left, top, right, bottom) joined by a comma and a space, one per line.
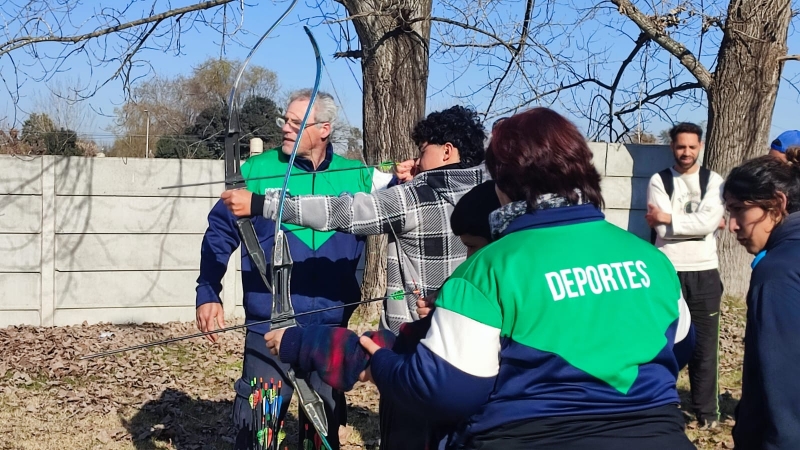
3, 0, 799, 144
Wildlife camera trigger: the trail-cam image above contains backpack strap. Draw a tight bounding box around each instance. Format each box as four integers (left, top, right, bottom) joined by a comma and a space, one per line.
659, 168, 674, 199
699, 166, 711, 200
650, 168, 674, 245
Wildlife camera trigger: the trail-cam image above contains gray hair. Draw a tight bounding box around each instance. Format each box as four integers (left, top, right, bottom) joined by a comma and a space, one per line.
287, 89, 337, 132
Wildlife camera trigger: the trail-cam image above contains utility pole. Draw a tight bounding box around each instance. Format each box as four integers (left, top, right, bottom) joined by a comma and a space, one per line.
144, 109, 150, 158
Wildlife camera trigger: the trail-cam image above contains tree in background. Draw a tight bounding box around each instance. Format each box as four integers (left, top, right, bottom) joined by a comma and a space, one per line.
154, 135, 214, 159
239, 95, 282, 151
184, 59, 279, 112
342, 126, 364, 160
42, 127, 80, 156
110, 56, 280, 158
154, 94, 282, 159
21, 113, 56, 148
20, 113, 80, 155
0, 128, 30, 155
30, 76, 96, 134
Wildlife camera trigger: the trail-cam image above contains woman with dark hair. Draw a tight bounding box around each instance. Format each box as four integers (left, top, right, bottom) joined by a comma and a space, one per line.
724, 149, 800, 449
359, 107, 694, 449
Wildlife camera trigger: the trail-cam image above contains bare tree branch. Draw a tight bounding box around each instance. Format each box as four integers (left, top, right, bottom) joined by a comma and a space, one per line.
610, 0, 714, 88
613, 81, 702, 116
492, 77, 612, 117
483, 0, 536, 118
329, 11, 519, 55
0, 0, 235, 58
606, 33, 649, 141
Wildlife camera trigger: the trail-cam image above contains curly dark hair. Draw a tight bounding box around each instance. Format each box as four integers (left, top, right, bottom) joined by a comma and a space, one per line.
724, 148, 800, 217
411, 105, 486, 167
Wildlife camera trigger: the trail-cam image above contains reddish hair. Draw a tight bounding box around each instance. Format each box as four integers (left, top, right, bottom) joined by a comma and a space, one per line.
485, 107, 604, 208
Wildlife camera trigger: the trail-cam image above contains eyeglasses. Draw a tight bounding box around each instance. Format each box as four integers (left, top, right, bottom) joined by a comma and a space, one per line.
418, 142, 435, 154
276, 117, 324, 130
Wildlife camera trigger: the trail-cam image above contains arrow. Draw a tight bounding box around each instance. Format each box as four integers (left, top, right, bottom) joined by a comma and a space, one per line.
79, 292, 415, 360
159, 161, 398, 190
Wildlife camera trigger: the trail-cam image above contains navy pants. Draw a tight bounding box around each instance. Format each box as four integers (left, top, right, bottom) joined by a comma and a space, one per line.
233, 331, 346, 450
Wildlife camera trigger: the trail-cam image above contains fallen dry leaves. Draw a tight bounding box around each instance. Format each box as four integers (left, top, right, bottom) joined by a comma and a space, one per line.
0, 296, 745, 450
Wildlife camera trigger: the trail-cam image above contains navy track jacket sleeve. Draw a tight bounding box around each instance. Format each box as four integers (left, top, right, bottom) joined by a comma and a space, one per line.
733, 281, 800, 449
279, 326, 397, 392
196, 199, 241, 308
369, 308, 496, 423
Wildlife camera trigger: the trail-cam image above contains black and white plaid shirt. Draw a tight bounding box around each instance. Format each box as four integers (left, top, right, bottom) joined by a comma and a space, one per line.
277, 164, 491, 333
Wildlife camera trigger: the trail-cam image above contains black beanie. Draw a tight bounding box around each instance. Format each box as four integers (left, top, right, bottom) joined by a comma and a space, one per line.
450, 180, 501, 242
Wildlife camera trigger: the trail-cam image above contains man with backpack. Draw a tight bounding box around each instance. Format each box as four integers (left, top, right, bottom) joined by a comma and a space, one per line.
645, 122, 726, 430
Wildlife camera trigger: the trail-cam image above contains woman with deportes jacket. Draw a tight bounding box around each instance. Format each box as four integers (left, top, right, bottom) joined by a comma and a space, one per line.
724, 149, 800, 449
359, 107, 695, 449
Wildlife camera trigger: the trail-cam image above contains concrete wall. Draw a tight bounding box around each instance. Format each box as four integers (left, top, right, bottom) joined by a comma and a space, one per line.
0, 143, 679, 327
0, 156, 239, 328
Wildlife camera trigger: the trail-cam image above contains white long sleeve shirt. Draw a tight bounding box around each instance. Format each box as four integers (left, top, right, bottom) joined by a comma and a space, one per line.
646, 167, 725, 272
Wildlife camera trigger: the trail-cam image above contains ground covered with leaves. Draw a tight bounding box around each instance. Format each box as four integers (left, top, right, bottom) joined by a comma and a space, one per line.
1, 297, 746, 450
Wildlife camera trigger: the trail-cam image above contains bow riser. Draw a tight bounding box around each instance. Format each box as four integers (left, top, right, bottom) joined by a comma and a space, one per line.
224, 116, 243, 188
268, 230, 296, 329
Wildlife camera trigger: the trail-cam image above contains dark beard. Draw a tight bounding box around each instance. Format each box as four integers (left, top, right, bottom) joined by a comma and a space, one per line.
675, 156, 696, 170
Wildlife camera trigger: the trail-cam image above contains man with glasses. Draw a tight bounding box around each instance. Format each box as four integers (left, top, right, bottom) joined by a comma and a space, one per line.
221, 105, 490, 450
195, 89, 391, 450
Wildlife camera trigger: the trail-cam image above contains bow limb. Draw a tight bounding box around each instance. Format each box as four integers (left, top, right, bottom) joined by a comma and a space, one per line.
224, 0, 299, 293
226, 0, 298, 121
267, 26, 332, 448
275, 26, 323, 229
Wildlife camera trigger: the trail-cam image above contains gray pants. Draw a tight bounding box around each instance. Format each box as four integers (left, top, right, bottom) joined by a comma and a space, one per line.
233, 331, 345, 450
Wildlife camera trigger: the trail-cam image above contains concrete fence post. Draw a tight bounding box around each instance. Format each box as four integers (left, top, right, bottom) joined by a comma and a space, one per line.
40, 156, 56, 327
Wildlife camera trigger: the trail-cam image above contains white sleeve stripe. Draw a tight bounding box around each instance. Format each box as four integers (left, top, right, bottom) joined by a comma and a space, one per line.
420, 307, 501, 377
675, 294, 691, 343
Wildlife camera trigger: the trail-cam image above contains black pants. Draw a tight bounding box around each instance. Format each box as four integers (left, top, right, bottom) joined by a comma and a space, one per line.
233, 331, 346, 450
678, 269, 722, 423
458, 404, 695, 450
379, 396, 436, 450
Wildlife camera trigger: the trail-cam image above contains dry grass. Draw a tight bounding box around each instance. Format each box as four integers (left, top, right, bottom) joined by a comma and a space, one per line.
0, 296, 746, 450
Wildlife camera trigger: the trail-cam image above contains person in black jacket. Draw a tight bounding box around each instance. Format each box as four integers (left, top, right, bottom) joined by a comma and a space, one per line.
723, 148, 800, 449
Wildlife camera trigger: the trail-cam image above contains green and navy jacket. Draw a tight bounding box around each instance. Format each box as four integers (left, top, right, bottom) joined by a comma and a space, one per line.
196, 145, 376, 335
369, 203, 689, 444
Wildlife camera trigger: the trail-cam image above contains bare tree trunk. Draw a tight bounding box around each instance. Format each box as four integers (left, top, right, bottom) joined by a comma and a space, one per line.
358, 236, 388, 323
337, 0, 433, 322
704, 0, 791, 298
